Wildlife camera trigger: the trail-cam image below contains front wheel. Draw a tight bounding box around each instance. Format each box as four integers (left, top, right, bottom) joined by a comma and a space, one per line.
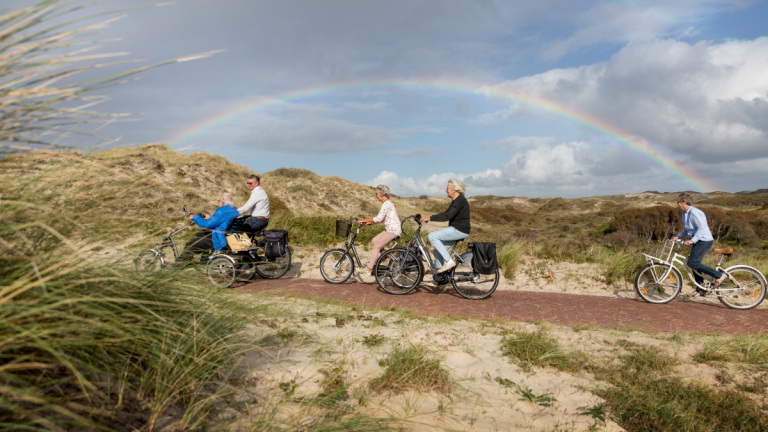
718, 266, 767, 310
375, 248, 423, 295
634, 263, 683, 304
207, 255, 236, 288
254, 247, 292, 279
135, 250, 164, 274
319, 249, 354, 283
451, 252, 499, 300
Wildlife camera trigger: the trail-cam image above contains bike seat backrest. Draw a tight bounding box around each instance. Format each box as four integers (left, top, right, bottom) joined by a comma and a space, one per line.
226, 216, 250, 234
713, 247, 734, 256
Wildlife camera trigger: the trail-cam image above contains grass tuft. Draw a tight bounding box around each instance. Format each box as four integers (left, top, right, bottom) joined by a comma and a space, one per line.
370, 345, 451, 394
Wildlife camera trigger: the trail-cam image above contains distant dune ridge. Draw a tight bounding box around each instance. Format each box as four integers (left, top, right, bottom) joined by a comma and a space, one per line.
4, 143, 764, 220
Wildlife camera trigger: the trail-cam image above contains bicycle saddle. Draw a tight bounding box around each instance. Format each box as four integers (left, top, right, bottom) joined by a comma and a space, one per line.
713, 247, 734, 256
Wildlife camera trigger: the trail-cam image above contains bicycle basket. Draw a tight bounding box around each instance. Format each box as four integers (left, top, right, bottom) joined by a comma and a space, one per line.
335, 220, 352, 237
648, 240, 675, 262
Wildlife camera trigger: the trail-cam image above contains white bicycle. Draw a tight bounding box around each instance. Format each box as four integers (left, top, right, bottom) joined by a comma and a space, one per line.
634, 239, 767, 310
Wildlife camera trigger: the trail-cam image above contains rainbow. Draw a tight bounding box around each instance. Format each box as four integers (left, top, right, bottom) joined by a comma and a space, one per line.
167, 78, 718, 193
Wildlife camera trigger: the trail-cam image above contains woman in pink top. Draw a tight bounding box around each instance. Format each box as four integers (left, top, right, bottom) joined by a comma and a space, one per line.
357, 185, 401, 275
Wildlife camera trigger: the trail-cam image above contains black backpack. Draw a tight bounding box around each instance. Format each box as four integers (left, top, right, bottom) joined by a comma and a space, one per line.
263, 229, 289, 258
469, 242, 497, 275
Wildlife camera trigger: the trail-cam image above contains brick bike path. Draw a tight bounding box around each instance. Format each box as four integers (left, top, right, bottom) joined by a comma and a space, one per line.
234, 278, 768, 336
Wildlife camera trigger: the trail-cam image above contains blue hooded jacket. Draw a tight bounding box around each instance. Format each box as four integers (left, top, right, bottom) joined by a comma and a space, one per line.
192, 205, 240, 251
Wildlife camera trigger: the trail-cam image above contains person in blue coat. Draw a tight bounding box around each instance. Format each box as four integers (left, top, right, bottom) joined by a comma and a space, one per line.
177, 192, 240, 262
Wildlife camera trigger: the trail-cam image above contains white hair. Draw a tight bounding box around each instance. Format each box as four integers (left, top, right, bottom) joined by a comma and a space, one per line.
221, 193, 235, 207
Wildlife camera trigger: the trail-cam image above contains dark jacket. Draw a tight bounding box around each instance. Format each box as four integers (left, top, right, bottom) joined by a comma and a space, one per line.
430, 194, 470, 234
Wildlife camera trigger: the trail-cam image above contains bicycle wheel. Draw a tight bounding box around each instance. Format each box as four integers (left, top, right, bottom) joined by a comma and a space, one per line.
451, 252, 499, 300
375, 247, 423, 295
634, 263, 682, 304
718, 266, 767, 310
319, 249, 354, 283
254, 247, 292, 279
237, 263, 258, 281
135, 250, 164, 274
207, 256, 236, 288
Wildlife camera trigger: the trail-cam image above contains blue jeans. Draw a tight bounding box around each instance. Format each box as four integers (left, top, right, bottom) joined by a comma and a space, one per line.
427, 227, 469, 268
687, 240, 722, 283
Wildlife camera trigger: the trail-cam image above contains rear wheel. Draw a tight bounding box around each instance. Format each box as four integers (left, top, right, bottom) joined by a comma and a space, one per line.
254, 247, 292, 279
451, 252, 499, 299
237, 263, 258, 281
375, 248, 423, 295
320, 249, 354, 283
634, 263, 682, 304
718, 266, 767, 310
207, 256, 236, 288
135, 250, 164, 274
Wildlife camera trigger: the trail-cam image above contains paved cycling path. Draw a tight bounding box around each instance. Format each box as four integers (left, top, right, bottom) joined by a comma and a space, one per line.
235, 278, 767, 335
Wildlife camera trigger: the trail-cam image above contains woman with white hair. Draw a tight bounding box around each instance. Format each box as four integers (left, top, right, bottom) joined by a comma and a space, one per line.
357, 184, 401, 275
421, 180, 470, 273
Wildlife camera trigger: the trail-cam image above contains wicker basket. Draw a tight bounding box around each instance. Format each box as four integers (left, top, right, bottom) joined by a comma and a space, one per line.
335, 220, 352, 237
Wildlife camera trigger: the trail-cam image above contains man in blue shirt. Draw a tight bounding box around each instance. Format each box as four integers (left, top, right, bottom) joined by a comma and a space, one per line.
673, 192, 726, 295
177, 192, 240, 263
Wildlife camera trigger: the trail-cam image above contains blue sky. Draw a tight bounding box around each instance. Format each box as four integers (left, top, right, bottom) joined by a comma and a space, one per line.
23, 0, 768, 197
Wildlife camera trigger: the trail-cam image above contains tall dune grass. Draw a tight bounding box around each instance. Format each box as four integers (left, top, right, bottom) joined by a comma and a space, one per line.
0, 199, 247, 430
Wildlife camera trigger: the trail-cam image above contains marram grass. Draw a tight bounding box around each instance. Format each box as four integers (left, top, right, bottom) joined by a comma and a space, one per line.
0, 222, 247, 431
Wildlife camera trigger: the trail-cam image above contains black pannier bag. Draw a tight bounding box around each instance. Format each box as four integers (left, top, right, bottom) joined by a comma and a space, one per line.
263, 229, 289, 258
469, 242, 497, 274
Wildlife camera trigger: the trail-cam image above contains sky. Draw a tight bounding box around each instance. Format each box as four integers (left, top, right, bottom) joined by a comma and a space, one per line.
32, 0, 768, 198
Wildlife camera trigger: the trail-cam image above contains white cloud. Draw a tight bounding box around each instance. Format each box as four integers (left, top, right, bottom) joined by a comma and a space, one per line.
488, 37, 768, 164
503, 142, 591, 185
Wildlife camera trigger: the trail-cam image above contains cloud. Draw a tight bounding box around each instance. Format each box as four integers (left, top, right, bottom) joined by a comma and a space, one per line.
487, 37, 768, 164
502, 142, 591, 185
236, 117, 402, 153
481, 136, 554, 150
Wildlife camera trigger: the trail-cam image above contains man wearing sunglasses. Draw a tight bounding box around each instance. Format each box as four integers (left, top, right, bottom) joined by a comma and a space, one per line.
238, 174, 270, 232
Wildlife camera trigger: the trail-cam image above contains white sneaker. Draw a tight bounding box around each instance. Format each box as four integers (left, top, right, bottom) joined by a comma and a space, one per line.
436, 259, 456, 273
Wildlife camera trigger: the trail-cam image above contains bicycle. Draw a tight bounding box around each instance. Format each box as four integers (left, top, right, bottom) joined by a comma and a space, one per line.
373, 214, 499, 299
634, 238, 767, 310
135, 209, 291, 288
319, 218, 399, 284
134, 206, 210, 273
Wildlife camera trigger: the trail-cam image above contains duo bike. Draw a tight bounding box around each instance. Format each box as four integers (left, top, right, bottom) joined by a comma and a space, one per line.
634, 238, 766, 309
135, 207, 291, 288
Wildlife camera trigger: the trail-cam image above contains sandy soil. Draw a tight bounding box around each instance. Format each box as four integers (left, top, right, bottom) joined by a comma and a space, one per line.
198, 247, 766, 431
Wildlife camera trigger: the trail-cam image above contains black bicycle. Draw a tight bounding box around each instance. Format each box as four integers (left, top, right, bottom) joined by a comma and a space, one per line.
319, 218, 399, 283
374, 214, 499, 299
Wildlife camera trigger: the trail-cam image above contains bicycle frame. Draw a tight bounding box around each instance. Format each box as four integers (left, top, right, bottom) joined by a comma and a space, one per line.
155, 223, 193, 261
400, 216, 468, 277
341, 219, 366, 268
642, 240, 731, 295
